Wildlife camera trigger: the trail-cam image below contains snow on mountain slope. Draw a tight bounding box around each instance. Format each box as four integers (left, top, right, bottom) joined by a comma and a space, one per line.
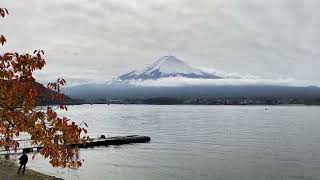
118, 56, 222, 81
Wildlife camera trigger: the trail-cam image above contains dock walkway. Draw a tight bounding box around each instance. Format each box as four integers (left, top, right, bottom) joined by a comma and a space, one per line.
0, 135, 151, 154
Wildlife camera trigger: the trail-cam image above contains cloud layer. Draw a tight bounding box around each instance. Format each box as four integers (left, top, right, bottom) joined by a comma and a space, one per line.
116, 77, 312, 88
1, 0, 320, 85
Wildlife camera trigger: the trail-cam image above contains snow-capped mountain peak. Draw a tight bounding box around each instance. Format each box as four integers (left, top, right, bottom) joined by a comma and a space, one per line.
118, 56, 221, 81
140, 56, 200, 75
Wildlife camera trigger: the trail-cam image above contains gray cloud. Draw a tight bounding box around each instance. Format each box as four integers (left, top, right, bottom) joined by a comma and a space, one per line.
121, 77, 311, 87
1, 0, 320, 86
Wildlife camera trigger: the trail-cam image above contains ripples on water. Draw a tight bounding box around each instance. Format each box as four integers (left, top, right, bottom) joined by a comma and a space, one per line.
9, 105, 320, 180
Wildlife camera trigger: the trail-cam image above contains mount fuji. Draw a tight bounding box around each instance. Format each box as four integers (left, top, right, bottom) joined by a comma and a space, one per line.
63, 56, 320, 99
117, 56, 221, 81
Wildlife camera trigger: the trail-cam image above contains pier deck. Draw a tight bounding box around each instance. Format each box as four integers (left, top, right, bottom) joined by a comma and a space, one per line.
75, 135, 151, 148
0, 135, 151, 154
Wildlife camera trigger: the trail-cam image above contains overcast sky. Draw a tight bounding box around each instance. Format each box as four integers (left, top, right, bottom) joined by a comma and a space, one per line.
1, 0, 319, 86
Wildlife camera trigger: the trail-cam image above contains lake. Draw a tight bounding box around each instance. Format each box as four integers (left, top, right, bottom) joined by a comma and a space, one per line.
9, 105, 320, 180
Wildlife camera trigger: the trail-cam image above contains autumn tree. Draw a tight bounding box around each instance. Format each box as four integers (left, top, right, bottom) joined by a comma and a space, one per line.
0, 7, 87, 168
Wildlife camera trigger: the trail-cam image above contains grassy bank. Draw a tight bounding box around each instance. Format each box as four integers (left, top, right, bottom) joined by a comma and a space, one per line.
0, 159, 62, 180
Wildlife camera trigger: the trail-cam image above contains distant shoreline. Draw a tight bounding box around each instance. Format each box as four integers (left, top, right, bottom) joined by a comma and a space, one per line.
58, 96, 320, 106
58, 98, 320, 106
59, 102, 320, 106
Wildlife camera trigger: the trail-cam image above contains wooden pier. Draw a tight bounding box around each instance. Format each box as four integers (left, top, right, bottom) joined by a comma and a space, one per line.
0, 135, 151, 154
73, 135, 151, 148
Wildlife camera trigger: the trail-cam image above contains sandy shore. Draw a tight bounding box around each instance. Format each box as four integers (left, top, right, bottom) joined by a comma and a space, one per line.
0, 159, 63, 180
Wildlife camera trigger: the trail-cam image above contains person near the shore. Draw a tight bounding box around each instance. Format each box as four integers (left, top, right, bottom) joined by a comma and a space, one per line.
17, 151, 28, 175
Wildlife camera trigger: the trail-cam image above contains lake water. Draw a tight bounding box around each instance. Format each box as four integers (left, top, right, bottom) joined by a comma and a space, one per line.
8, 105, 320, 180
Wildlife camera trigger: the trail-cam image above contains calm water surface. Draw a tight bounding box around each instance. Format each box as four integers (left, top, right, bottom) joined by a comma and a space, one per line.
10, 105, 320, 179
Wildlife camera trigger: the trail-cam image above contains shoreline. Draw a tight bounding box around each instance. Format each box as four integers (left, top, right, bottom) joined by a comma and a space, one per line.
61, 103, 320, 106
0, 159, 62, 180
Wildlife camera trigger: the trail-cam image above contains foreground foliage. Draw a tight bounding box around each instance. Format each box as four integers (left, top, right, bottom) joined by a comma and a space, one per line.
0, 7, 87, 168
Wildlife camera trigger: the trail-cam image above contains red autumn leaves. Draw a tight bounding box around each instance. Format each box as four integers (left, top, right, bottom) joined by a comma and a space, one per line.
0, 7, 87, 168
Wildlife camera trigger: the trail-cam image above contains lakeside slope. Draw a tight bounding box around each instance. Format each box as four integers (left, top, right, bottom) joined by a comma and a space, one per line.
0, 159, 62, 180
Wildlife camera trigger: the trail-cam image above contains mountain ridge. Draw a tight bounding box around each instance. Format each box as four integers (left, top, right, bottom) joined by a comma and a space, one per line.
62, 56, 320, 100
117, 56, 221, 81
